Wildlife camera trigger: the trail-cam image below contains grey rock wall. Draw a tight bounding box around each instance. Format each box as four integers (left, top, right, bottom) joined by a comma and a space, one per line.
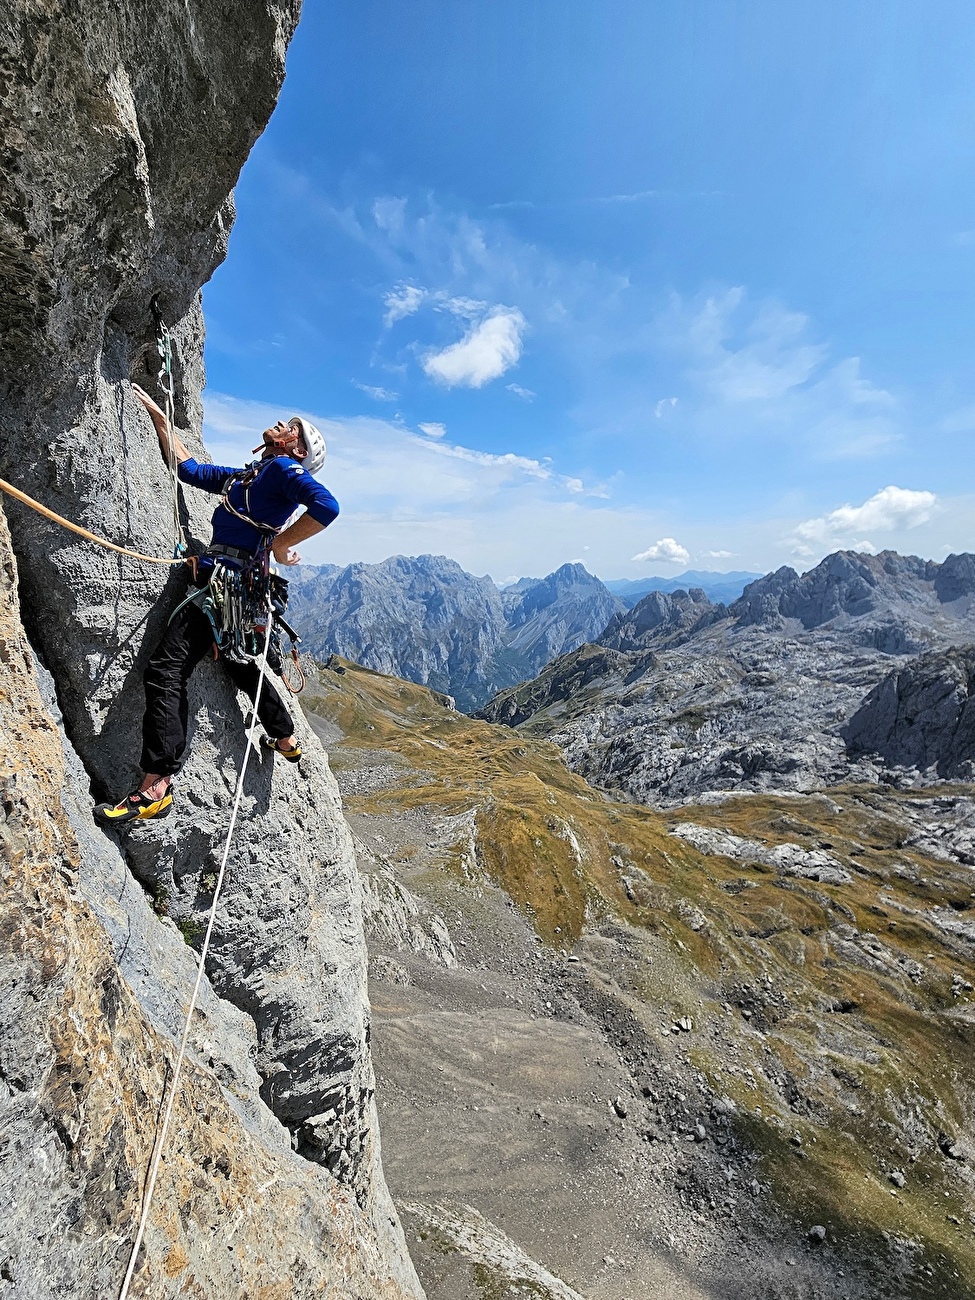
0, 509, 420, 1299
844, 646, 975, 779
1, 3, 422, 1294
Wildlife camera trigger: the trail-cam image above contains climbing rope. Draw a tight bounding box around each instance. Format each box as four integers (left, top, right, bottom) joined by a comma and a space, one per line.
0, 478, 185, 565
117, 614, 274, 1300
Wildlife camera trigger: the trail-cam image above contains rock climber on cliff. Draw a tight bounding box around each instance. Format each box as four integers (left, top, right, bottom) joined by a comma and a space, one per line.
94, 385, 339, 826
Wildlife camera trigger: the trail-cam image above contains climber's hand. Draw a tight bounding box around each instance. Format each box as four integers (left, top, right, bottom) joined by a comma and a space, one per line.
272, 541, 301, 567
131, 383, 166, 420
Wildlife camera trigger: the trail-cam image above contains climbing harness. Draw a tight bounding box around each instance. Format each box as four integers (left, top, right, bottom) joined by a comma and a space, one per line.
116, 617, 275, 1300
180, 455, 308, 690
150, 296, 188, 559
0, 477, 185, 565
166, 547, 305, 694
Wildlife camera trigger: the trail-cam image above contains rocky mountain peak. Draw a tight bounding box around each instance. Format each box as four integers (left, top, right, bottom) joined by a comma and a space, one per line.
480, 547, 975, 808
733, 549, 952, 630
288, 555, 624, 709
600, 585, 718, 651
936, 552, 975, 604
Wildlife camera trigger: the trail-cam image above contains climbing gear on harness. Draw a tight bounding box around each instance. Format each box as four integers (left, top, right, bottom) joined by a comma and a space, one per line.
251, 416, 327, 474
0, 477, 186, 565
201, 553, 275, 664
261, 735, 302, 763
116, 620, 274, 1300
150, 296, 189, 559
93, 786, 173, 825
280, 642, 305, 695
272, 603, 306, 694
171, 554, 305, 692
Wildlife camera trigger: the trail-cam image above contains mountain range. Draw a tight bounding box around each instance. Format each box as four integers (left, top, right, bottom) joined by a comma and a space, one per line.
287, 556, 625, 710
604, 569, 762, 606
477, 549, 975, 804
287, 557, 759, 710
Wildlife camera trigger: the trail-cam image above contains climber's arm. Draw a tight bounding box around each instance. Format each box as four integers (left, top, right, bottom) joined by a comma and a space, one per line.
132, 384, 191, 465
272, 512, 328, 567
268, 460, 340, 567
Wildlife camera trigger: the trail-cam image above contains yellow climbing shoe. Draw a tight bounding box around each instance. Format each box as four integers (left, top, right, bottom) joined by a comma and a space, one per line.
94, 787, 173, 826
261, 736, 302, 764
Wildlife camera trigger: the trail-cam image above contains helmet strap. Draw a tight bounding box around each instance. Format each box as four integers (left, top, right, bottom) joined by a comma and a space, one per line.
252, 427, 303, 457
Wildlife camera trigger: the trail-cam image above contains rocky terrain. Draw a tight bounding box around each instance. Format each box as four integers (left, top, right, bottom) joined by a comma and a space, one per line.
288, 557, 625, 710
304, 655, 975, 1299
0, 4, 420, 1295
478, 550, 975, 806
845, 646, 975, 781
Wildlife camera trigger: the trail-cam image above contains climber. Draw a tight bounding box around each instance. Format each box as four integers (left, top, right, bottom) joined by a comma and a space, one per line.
93, 385, 339, 825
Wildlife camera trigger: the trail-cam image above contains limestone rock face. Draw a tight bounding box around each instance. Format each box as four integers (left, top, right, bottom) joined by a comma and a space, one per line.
0, 4, 421, 1295
844, 646, 975, 779
0, 512, 420, 1300
732, 550, 946, 630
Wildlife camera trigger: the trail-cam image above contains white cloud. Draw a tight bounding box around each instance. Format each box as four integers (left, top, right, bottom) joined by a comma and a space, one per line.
438, 294, 488, 319
383, 283, 426, 327
417, 422, 447, 439
791, 486, 937, 555
705, 549, 735, 558
660, 289, 900, 460
594, 189, 723, 203
421, 439, 552, 480
654, 396, 678, 418
372, 197, 408, 236
506, 383, 536, 400
631, 537, 691, 565
353, 381, 398, 402
685, 289, 827, 404
422, 307, 527, 388
596, 190, 666, 204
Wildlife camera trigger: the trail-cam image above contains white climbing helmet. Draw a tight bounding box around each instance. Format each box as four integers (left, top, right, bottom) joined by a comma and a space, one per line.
288, 416, 327, 474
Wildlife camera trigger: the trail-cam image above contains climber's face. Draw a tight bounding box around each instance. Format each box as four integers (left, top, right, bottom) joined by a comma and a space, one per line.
261, 421, 306, 459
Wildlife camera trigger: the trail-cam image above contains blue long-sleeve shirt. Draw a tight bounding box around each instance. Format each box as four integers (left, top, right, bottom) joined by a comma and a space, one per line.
178, 455, 339, 556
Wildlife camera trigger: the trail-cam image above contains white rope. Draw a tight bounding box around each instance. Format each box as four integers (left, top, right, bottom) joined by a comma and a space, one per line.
117, 617, 274, 1300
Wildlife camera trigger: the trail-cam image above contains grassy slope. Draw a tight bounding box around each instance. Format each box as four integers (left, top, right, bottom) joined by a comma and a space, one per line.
305, 658, 975, 1295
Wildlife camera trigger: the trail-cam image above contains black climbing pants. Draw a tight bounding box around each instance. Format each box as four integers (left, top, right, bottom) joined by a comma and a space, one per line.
141, 600, 294, 776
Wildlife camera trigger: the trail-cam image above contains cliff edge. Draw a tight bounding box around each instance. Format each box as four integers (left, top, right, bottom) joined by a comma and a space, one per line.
0, 3, 421, 1296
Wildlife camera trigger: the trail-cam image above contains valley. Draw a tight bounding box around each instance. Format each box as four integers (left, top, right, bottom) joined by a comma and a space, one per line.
302, 656, 975, 1300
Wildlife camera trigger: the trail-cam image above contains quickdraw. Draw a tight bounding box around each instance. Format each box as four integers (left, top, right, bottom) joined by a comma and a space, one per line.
150, 296, 188, 559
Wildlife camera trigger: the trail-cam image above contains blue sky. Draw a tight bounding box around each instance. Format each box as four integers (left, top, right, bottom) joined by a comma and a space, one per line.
202, 0, 975, 580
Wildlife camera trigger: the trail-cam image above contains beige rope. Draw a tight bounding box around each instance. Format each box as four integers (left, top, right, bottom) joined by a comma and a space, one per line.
0, 477, 184, 566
